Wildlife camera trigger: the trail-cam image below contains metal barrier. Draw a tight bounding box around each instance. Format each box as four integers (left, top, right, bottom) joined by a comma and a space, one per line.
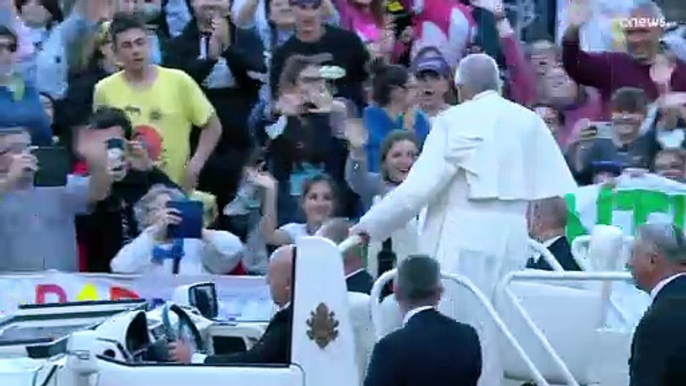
496, 270, 634, 386
370, 269, 550, 386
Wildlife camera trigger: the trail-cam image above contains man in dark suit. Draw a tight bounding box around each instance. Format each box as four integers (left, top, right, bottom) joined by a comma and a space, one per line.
626, 223, 686, 386
364, 255, 482, 386
317, 218, 374, 294
169, 245, 294, 364
526, 197, 581, 271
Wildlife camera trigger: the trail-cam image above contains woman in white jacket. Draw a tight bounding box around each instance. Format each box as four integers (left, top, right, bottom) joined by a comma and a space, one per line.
111, 185, 245, 275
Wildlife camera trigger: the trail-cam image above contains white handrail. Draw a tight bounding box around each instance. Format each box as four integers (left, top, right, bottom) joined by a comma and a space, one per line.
370, 269, 550, 386
496, 271, 635, 386
528, 239, 564, 271
338, 235, 363, 253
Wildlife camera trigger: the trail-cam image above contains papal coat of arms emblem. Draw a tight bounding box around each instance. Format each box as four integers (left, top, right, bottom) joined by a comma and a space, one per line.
306, 303, 339, 349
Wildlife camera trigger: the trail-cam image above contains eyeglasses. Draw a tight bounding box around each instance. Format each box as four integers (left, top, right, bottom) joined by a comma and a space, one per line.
0, 42, 17, 53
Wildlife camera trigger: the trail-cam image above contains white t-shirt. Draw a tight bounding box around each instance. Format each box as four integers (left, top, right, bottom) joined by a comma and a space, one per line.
279, 223, 312, 242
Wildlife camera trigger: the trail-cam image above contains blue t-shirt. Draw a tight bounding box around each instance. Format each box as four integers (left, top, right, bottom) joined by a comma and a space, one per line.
363, 105, 430, 172
0, 80, 52, 145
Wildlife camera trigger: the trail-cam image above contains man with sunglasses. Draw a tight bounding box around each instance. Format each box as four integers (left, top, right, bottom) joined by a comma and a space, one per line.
0, 125, 112, 273
269, 0, 369, 109
0, 25, 51, 146
627, 222, 686, 386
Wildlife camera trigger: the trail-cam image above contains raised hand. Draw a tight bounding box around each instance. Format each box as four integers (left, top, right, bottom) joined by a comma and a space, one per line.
275, 92, 303, 116
650, 54, 675, 91
471, 0, 504, 15
6, 152, 37, 186
127, 140, 153, 171
566, 0, 592, 27
150, 207, 183, 240
344, 118, 368, 149
247, 169, 276, 189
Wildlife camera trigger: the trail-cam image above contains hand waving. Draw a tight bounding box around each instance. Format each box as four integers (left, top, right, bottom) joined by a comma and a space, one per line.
566, 0, 592, 27
650, 54, 675, 90
344, 118, 368, 149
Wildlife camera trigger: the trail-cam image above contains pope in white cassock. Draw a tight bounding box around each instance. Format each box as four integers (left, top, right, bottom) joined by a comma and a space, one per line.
351, 53, 577, 385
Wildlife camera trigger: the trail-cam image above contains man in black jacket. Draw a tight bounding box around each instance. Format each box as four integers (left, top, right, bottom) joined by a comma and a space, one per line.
75, 107, 179, 272
526, 197, 581, 271
164, 0, 266, 210
364, 256, 482, 386
627, 223, 686, 386
170, 245, 294, 364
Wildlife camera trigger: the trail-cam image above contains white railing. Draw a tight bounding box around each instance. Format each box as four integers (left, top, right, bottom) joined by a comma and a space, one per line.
528, 239, 564, 271
496, 270, 634, 386
370, 269, 550, 386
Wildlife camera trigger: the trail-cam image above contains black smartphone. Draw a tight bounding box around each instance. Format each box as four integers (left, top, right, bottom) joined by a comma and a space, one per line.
33, 146, 70, 187
166, 200, 204, 239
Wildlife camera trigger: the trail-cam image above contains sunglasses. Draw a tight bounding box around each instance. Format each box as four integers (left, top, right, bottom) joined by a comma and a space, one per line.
289, 0, 322, 8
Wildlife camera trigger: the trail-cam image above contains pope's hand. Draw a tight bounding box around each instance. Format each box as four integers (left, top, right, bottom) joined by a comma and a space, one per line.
349, 226, 370, 245
168, 340, 193, 364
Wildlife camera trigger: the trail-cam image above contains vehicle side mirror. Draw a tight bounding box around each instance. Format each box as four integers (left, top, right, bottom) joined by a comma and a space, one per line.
188, 282, 219, 320
66, 330, 98, 375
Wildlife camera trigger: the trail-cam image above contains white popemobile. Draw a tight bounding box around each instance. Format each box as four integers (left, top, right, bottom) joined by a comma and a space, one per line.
0, 231, 648, 386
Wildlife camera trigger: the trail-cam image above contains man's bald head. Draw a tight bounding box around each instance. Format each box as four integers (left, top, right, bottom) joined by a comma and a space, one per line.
268, 245, 295, 307
317, 218, 363, 263
454, 53, 502, 100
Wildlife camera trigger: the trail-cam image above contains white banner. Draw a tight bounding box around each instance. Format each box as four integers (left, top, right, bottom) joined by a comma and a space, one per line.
0, 272, 274, 321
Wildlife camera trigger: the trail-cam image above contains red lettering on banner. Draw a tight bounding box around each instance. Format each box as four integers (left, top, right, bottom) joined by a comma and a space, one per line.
35, 284, 67, 304
110, 286, 139, 301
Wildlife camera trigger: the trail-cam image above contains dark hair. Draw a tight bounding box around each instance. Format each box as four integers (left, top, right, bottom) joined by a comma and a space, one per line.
0, 25, 17, 46
396, 255, 442, 304
300, 174, 338, 212
370, 59, 409, 107
277, 53, 331, 94
15, 0, 63, 28
109, 11, 147, 45
89, 107, 133, 139
611, 87, 647, 114
532, 103, 566, 126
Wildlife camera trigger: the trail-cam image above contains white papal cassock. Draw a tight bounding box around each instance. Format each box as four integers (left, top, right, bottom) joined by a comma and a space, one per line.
353, 90, 577, 385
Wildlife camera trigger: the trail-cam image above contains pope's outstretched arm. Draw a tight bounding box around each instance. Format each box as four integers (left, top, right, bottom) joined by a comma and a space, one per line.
352, 116, 462, 242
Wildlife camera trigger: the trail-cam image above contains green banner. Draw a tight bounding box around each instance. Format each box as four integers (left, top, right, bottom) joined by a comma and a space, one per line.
566, 186, 686, 243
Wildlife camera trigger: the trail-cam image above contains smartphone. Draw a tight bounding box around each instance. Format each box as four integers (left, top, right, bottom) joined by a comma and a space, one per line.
33, 146, 70, 187
166, 200, 204, 239
590, 122, 613, 139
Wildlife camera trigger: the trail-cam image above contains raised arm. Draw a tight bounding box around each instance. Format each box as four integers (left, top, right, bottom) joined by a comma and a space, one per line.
560, 0, 613, 88
353, 117, 458, 242
496, 17, 537, 106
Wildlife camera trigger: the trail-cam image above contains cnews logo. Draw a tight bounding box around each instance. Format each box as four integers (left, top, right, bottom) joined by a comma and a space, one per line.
618, 17, 677, 29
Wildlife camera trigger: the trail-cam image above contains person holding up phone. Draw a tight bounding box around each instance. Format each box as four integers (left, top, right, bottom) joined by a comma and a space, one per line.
0, 126, 112, 273
566, 87, 659, 185
110, 185, 244, 275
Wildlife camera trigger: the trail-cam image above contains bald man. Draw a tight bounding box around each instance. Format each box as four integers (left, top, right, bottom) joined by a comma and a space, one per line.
170, 245, 294, 365
526, 197, 580, 271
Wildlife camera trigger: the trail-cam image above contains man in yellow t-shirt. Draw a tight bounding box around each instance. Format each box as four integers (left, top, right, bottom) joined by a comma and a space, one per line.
93, 12, 222, 190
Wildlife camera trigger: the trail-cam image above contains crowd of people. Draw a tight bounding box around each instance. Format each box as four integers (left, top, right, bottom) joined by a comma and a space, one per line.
0, 0, 684, 384
0, 0, 682, 277
0, 0, 680, 268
